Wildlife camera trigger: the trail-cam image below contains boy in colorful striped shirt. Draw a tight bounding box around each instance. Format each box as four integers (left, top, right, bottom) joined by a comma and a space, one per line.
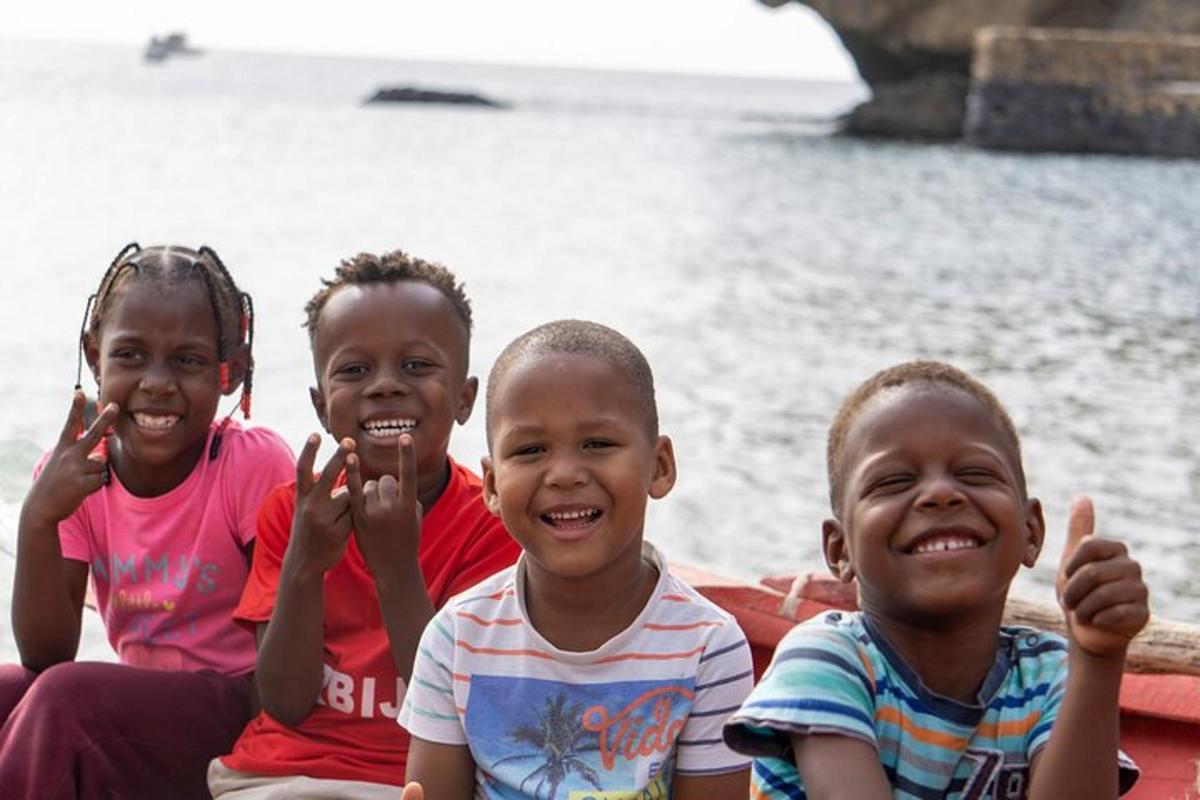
725, 361, 1147, 799
400, 320, 754, 799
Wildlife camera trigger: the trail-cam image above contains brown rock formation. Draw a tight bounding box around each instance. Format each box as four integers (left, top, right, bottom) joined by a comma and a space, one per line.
763, 0, 1200, 139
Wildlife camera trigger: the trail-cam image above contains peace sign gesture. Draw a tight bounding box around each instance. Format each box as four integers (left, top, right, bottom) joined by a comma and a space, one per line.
23, 391, 119, 529
345, 433, 423, 575
286, 434, 357, 579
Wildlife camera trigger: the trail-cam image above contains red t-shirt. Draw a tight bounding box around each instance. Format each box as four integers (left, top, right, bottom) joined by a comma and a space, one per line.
219, 457, 520, 785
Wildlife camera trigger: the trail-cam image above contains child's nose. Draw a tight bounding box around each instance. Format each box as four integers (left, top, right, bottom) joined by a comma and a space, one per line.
543, 453, 587, 488
366, 367, 411, 397
138, 362, 176, 395
916, 476, 966, 510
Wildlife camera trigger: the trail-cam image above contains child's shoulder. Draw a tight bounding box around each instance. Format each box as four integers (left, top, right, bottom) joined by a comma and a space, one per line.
216, 420, 294, 462
438, 561, 521, 614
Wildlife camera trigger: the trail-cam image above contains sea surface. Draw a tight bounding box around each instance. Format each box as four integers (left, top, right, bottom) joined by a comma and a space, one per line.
0, 40, 1196, 661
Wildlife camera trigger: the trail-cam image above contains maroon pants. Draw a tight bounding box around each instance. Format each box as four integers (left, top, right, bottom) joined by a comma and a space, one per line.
0, 661, 255, 800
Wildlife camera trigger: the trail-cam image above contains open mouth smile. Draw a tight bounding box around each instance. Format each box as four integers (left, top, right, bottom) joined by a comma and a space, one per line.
905, 528, 984, 555
541, 507, 603, 529
361, 418, 418, 439
132, 412, 182, 431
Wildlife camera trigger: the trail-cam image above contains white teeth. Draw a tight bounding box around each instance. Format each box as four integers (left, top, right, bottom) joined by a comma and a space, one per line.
133, 413, 180, 430
914, 536, 979, 554
546, 509, 599, 521
362, 419, 417, 437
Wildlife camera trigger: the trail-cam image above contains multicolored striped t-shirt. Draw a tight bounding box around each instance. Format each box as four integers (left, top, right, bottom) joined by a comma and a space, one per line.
399, 542, 753, 798
724, 611, 1138, 799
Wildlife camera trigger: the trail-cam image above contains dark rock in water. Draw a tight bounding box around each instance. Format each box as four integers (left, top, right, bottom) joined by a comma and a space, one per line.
842, 72, 968, 140
365, 87, 508, 109
967, 27, 1200, 158
759, 0, 1200, 146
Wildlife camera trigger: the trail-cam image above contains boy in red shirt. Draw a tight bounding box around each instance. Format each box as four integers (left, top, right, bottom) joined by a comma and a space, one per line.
209, 251, 520, 798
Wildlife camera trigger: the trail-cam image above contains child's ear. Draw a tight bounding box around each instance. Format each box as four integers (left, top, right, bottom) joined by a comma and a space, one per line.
480, 455, 501, 517
822, 518, 856, 583
1021, 497, 1046, 567
224, 345, 250, 396
648, 435, 677, 500
455, 377, 479, 426
309, 385, 331, 434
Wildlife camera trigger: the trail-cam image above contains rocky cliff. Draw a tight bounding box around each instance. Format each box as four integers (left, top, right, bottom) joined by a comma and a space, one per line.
763, 0, 1200, 140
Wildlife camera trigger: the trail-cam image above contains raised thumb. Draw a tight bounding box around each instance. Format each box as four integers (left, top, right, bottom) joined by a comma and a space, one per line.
1061, 494, 1095, 568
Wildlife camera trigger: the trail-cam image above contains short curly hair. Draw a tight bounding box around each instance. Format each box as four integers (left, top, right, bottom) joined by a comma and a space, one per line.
826, 360, 1024, 518
486, 320, 658, 449
303, 250, 472, 341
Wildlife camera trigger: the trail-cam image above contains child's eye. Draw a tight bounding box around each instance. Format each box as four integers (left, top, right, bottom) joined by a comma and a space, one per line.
868, 474, 913, 493
176, 353, 209, 368
401, 359, 435, 373
334, 363, 368, 377
509, 444, 545, 458
109, 349, 141, 362
957, 467, 1000, 484
582, 439, 616, 450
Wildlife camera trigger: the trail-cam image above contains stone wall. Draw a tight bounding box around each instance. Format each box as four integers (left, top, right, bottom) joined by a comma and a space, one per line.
966, 27, 1200, 157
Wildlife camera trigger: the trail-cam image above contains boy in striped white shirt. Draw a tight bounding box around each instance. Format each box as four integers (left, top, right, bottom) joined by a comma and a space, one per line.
399, 320, 753, 799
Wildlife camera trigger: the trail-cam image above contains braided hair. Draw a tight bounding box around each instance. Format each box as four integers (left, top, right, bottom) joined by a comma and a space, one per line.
77, 243, 256, 459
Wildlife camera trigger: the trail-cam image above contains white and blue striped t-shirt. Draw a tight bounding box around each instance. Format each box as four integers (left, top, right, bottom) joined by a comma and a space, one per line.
399, 542, 753, 798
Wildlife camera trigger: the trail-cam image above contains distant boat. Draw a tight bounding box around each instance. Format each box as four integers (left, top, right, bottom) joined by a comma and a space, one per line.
144, 33, 202, 63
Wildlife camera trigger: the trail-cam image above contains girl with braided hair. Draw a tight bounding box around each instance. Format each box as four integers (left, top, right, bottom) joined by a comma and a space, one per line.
0, 243, 295, 799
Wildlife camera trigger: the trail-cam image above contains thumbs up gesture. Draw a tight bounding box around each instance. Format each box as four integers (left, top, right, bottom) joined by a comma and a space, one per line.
1056, 496, 1150, 657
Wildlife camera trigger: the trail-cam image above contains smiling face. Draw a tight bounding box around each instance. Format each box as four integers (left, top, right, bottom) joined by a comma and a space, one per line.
824, 384, 1044, 624
482, 352, 676, 582
86, 278, 238, 496
309, 280, 477, 492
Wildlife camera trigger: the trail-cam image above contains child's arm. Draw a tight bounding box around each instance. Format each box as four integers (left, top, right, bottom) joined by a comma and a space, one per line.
788, 735, 892, 800
254, 435, 355, 725
673, 767, 753, 800
1028, 496, 1149, 799
344, 434, 433, 682
12, 393, 118, 670
404, 737, 475, 800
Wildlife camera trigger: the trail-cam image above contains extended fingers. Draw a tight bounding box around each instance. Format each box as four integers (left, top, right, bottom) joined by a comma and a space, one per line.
315, 438, 356, 494
295, 434, 322, 493
397, 433, 418, 504
345, 453, 365, 508
78, 402, 118, 450
57, 391, 87, 447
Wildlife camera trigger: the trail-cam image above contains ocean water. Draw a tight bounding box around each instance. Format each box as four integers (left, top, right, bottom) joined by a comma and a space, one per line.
0, 40, 1196, 662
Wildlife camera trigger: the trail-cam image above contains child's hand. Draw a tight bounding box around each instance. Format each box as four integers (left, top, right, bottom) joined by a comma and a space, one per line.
401, 782, 424, 800
288, 434, 355, 578
1057, 496, 1149, 658
22, 391, 118, 528
346, 434, 422, 576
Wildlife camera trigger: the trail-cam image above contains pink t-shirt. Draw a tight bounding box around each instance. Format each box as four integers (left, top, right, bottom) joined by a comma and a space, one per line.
51, 420, 294, 675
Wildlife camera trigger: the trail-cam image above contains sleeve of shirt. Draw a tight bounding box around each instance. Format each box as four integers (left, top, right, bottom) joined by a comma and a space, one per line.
222, 426, 296, 548
232, 482, 295, 625
675, 619, 755, 776
1025, 632, 1140, 795
723, 614, 879, 760
397, 605, 467, 745
442, 511, 521, 601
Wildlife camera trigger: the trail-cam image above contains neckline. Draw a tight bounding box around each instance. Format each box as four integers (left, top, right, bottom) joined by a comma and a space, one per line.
860, 612, 1016, 726
514, 540, 667, 664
